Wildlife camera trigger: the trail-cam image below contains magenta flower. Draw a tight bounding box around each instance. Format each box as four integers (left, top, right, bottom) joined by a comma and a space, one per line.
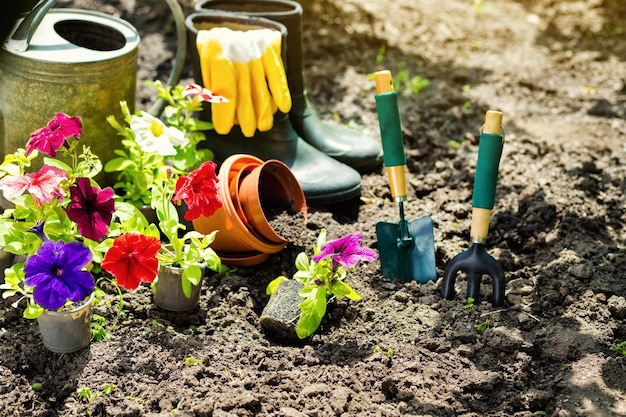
24, 240, 94, 310
66, 178, 115, 241
26, 113, 82, 157
313, 232, 377, 270
0, 165, 68, 205
183, 83, 228, 103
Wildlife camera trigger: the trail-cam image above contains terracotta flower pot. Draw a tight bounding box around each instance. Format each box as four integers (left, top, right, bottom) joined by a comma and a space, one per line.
239, 159, 307, 244
193, 154, 307, 267
36, 293, 94, 353
154, 264, 203, 312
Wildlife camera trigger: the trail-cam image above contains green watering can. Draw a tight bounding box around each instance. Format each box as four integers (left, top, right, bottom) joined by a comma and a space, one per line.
0, 0, 187, 188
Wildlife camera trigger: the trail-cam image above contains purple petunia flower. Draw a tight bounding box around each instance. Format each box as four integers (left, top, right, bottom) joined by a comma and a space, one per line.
66, 177, 115, 241
24, 240, 94, 310
313, 232, 377, 270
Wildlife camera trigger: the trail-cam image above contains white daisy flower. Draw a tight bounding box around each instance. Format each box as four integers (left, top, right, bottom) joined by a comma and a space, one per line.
130, 111, 188, 156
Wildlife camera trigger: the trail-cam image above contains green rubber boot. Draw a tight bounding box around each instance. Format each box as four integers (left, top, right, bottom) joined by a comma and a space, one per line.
185, 12, 362, 205
194, 0, 383, 173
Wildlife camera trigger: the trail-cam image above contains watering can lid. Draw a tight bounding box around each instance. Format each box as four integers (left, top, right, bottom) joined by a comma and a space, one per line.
3, 9, 139, 63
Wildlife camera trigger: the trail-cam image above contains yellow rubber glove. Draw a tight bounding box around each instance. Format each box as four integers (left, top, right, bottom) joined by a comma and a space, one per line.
196, 27, 291, 137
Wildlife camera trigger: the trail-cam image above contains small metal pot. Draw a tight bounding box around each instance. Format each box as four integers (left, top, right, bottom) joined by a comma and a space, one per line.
36, 293, 94, 353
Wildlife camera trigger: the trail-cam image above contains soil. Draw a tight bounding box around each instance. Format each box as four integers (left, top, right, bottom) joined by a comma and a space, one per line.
2, 0, 626, 416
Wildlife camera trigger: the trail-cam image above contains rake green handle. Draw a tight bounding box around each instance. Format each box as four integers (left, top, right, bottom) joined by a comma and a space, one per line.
472, 112, 504, 210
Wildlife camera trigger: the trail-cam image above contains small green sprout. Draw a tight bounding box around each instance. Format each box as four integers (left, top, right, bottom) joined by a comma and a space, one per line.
475, 318, 493, 332
77, 387, 93, 403
615, 341, 626, 356
464, 297, 475, 309
184, 357, 202, 366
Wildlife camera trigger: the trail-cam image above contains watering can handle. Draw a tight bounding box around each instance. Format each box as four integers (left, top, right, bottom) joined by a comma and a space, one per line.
5, 0, 185, 118
470, 110, 504, 242
374, 70, 408, 202
5, 0, 57, 53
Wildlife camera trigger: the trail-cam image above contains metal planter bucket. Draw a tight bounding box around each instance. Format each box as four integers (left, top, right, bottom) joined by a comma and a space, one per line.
36, 293, 93, 353
154, 264, 204, 312
0, 9, 140, 186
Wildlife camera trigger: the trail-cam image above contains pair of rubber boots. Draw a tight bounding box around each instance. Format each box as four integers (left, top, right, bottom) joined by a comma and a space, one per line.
186, 0, 383, 205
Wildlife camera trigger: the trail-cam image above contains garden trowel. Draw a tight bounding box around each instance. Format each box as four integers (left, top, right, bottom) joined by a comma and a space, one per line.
374, 70, 436, 283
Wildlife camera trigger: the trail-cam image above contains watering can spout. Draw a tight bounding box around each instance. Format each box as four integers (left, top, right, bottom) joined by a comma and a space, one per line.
5, 0, 58, 53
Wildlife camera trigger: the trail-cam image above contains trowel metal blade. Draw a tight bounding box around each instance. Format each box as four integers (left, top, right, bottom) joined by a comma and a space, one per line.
376, 215, 437, 284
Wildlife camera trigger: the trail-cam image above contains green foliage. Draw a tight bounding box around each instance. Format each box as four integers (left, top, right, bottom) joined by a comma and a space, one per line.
266, 229, 374, 339
475, 318, 493, 332
615, 341, 626, 356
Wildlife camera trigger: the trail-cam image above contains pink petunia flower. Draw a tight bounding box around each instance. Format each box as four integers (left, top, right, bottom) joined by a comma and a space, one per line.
0, 165, 68, 206
183, 84, 228, 103
66, 177, 115, 241
26, 113, 82, 157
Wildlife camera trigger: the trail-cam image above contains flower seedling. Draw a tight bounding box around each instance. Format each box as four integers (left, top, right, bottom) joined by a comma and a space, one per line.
266, 229, 377, 339
0, 114, 117, 318
105, 82, 226, 207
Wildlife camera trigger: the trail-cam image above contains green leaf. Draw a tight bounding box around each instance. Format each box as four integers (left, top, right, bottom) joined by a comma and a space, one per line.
104, 157, 135, 172
295, 252, 310, 272
181, 265, 202, 298
331, 280, 362, 301
24, 304, 44, 319
266, 276, 285, 295
296, 288, 327, 339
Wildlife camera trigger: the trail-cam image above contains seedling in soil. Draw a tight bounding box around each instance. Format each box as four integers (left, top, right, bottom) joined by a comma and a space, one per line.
184, 357, 202, 367
475, 318, 493, 332
91, 313, 110, 341
615, 341, 626, 356
77, 384, 116, 403
464, 297, 476, 309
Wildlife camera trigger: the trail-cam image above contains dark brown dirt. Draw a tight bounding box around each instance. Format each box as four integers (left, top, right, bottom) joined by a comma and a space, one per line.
2, 0, 626, 416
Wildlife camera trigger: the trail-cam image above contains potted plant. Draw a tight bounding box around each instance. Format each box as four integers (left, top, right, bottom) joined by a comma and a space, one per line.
101, 160, 227, 312
0, 113, 132, 352
260, 229, 377, 340
105, 81, 226, 209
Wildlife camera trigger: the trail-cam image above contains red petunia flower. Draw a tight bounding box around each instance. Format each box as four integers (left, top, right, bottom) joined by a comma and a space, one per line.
26, 113, 82, 157
172, 161, 222, 221
101, 233, 161, 290
66, 177, 115, 241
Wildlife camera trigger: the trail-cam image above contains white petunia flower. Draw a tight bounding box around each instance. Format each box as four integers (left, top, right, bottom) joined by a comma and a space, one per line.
130, 111, 188, 156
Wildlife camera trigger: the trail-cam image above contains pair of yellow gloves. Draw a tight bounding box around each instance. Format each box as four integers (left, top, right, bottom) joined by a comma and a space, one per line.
196, 27, 292, 137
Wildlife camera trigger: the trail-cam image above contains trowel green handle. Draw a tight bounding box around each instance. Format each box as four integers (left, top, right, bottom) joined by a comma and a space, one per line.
375, 71, 407, 200
472, 111, 504, 210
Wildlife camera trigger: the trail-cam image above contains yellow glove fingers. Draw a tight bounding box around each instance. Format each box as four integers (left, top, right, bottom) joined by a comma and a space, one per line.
196, 33, 212, 91
259, 32, 291, 113
209, 40, 237, 135
197, 30, 237, 134
249, 58, 274, 132
234, 61, 256, 137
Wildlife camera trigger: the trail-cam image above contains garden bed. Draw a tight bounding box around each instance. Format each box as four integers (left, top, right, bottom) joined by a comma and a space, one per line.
1, 0, 626, 415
